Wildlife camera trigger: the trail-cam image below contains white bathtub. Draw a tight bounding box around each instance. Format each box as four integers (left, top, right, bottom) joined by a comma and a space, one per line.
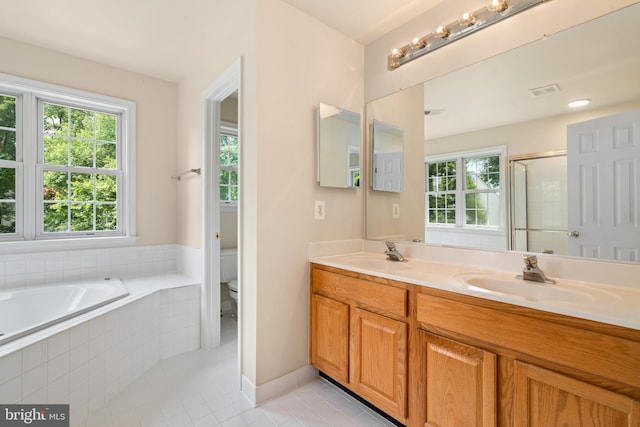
0, 278, 129, 345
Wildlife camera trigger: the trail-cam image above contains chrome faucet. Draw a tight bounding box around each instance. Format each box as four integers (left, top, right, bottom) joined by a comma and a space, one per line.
384, 241, 406, 262
520, 255, 555, 284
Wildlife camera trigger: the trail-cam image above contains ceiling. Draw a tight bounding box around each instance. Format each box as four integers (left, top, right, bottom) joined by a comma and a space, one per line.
0, 0, 439, 82
279, 0, 443, 44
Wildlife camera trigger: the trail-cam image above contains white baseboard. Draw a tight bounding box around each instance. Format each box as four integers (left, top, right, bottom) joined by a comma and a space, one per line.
241, 365, 319, 406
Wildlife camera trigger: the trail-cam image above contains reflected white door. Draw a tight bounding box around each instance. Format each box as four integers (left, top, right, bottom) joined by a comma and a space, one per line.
567, 109, 640, 261
373, 152, 403, 192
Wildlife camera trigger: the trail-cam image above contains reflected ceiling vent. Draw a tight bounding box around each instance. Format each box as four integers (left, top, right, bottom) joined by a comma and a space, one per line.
528, 84, 561, 97
425, 109, 445, 116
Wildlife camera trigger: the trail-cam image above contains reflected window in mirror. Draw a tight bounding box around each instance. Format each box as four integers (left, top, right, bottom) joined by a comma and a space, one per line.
220, 122, 238, 208
426, 147, 506, 250
317, 103, 361, 189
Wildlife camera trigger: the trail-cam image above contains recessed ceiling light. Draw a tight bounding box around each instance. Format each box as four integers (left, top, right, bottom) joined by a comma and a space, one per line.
568, 99, 591, 108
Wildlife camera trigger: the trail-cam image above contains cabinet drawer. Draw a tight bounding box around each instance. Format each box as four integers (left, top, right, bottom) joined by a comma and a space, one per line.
312, 267, 407, 317
417, 293, 640, 388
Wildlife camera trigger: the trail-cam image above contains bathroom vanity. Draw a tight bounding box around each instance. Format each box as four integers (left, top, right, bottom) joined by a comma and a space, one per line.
309, 255, 640, 427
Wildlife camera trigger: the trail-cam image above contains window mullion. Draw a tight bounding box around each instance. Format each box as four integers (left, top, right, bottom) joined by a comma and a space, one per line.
22, 93, 38, 240
456, 157, 464, 227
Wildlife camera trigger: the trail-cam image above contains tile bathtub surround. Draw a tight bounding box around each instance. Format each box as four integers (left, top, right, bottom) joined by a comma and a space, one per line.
0, 244, 181, 289
0, 283, 200, 427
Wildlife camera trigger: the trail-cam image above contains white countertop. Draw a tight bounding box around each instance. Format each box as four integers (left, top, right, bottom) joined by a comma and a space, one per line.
310, 252, 640, 331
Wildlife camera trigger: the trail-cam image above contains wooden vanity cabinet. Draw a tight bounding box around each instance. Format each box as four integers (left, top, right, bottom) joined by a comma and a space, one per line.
417, 290, 640, 427
421, 331, 497, 427
310, 264, 410, 424
310, 263, 640, 427
310, 293, 349, 382
514, 362, 640, 427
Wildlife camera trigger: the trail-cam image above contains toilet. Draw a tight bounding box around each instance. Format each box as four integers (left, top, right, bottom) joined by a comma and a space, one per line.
220, 248, 238, 317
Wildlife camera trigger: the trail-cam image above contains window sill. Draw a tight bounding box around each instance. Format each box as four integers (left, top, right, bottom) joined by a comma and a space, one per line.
426, 225, 504, 234
220, 204, 238, 213
0, 236, 139, 255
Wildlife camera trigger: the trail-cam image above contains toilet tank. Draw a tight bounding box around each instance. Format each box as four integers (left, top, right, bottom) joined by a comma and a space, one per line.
220, 248, 238, 283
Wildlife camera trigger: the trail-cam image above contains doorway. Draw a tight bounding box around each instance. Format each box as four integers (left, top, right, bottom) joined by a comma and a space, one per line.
201, 59, 241, 375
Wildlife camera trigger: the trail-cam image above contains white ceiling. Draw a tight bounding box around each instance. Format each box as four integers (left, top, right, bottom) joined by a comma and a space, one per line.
279, 0, 443, 44
0, 0, 437, 82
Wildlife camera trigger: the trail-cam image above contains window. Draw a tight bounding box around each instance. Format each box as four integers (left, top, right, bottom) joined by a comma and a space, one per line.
426, 148, 504, 228
219, 123, 238, 206
0, 73, 135, 248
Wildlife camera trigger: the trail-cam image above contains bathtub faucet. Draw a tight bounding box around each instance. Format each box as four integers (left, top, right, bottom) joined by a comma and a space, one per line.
384, 241, 406, 262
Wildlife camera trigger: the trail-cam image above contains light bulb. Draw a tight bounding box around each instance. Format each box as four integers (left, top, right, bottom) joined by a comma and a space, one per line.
487, 0, 508, 12
391, 48, 405, 59
411, 37, 426, 49
434, 25, 450, 38
459, 12, 476, 26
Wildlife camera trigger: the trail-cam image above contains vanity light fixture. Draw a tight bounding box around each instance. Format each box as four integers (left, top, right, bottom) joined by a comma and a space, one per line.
388, 0, 547, 70
568, 99, 591, 108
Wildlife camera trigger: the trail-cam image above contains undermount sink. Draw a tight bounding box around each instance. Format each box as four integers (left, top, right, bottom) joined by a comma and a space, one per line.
453, 272, 622, 303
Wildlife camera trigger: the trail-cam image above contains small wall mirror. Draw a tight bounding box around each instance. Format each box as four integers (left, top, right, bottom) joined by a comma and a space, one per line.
317, 103, 361, 188
372, 119, 404, 192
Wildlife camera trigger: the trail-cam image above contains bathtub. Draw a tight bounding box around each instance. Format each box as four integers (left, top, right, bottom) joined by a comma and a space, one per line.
0, 278, 129, 345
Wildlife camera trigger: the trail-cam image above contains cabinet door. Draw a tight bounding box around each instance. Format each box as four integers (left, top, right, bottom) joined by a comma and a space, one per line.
310, 294, 349, 383
514, 361, 640, 427
351, 308, 408, 422
422, 331, 497, 427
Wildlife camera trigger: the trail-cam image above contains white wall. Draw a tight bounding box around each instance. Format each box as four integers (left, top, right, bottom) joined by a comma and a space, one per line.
0, 37, 179, 246
253, 0, 364, 386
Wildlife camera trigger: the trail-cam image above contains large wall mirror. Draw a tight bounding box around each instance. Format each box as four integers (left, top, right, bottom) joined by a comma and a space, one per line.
366, 3, 640, 263
317, 103, 361, 188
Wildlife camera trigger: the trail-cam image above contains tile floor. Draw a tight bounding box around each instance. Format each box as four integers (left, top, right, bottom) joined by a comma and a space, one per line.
85, 316, 398, 426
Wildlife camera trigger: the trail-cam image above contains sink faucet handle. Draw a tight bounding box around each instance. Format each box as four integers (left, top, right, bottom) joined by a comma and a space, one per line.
385, 241, 396, 251
523, 254, 538, 269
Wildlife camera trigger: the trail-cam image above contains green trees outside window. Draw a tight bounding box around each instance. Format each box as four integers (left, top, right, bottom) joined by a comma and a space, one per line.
426, 154, 501, 228
42, 102, 118, 233
219, 131, 238, 204
0, 95, 17, 234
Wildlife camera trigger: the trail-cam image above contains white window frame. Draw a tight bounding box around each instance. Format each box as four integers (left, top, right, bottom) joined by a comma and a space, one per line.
0, 73, 136, 253
426, 146, 506, 231
219, 121, 238, 211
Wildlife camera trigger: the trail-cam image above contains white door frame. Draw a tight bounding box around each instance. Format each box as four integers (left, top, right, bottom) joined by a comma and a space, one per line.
201, 58, 242, 350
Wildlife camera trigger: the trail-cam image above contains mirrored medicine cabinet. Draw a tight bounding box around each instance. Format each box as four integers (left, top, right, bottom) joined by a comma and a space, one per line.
317, 103, 361, 188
